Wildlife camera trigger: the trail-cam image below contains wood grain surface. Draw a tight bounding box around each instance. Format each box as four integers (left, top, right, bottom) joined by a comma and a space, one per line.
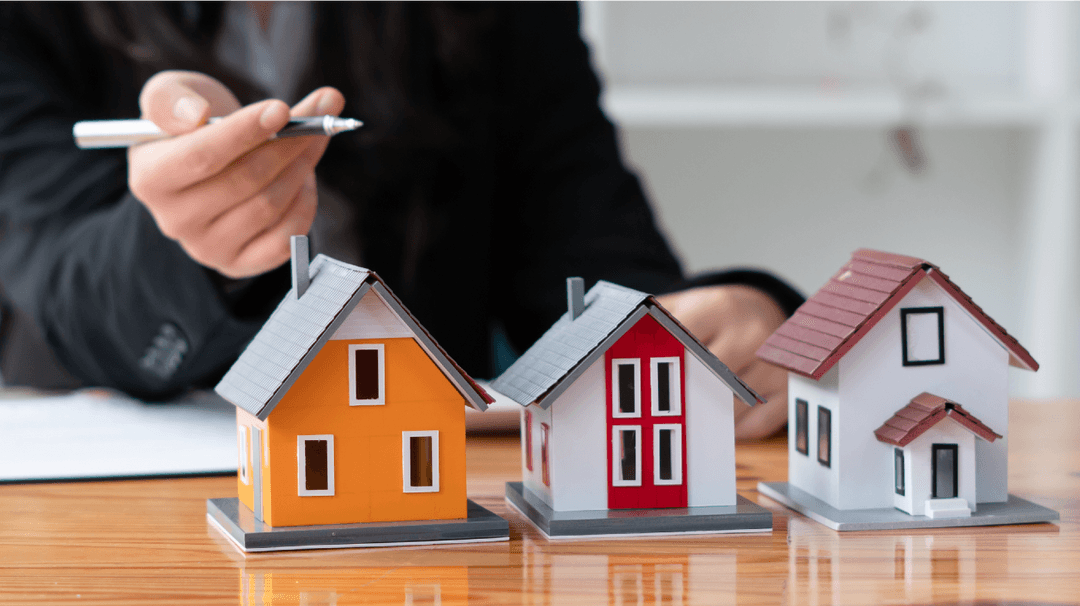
0, 399, 1076, 605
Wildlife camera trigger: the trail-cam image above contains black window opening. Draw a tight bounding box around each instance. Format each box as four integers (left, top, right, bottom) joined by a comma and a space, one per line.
817, 407, 831, 468
895, 448, 905, 496
658, 428, 674, 481
617, 363, 637, 414
304, 439, 329, 492
795, 399, 809, 456
932, 444, 959, 499
656, 362, 672, 413
619, 429, 638, 482
354, 347, 380, 400
409, 435, 434, 488
900, 307, 945, 366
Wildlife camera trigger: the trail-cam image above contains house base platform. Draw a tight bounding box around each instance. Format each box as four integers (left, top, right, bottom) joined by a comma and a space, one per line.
505, 481, 772, 538
758, 482, 1059, 531
207, 498, 510, 552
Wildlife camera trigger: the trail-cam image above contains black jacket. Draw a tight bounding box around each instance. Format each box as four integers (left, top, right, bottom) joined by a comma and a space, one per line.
0, 3, 801, 398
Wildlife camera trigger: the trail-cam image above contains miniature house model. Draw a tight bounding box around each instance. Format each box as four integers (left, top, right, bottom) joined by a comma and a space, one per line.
493, 278, 773, 537
207, 236, 508, 551
757, 249, 1058, 530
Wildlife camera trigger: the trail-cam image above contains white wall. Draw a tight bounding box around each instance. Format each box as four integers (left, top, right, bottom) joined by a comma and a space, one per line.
550, 357, 607, 512
787, 367, 840, 507
902, 420, 977, 516
837, 276, 1010, 509
684, 353, 735, 507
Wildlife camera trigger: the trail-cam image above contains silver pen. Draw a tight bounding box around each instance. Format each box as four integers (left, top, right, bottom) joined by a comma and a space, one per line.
73, 115, 363, 149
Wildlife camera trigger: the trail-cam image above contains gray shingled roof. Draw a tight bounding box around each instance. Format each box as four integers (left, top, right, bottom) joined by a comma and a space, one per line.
491, 281, 761, 410
215, 255, 490, 420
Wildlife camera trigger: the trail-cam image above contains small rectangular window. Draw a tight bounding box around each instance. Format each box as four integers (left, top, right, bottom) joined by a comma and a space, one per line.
524, 409, 534, 472
349, 344, 385, 405
795, 399, 809, 456
650, 357, 682, 416
297, 435, 335, 496
238, 426, 250, 485
612, 359, 641, 418
540, 423, 551, 487
895, 448, 905, 496
901, 307, 945, 366
402, 431, 439, 493
612, 426, 642, 486
653, 424, 683, 485
817, 407, 831, 468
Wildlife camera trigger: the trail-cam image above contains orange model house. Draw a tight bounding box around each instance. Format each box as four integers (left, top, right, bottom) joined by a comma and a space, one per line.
207, 236, 508, 552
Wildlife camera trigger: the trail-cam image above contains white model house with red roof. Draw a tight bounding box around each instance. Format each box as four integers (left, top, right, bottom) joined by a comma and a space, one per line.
493, 278, 772, 538
756, 249, 1057, 530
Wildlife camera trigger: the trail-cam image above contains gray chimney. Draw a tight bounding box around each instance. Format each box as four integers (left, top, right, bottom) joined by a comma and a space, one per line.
567, 277, 584, 320
291, 235, 310, 299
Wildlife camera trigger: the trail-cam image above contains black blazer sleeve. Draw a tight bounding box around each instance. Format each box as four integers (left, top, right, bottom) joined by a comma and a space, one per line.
0, 17, 278, 399
490, 3, 685, 347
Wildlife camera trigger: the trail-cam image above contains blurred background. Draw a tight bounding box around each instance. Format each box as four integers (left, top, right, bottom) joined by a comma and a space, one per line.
579, 1, 1080, 400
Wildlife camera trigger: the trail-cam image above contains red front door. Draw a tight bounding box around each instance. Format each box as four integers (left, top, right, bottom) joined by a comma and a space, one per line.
606, 314, 688, 509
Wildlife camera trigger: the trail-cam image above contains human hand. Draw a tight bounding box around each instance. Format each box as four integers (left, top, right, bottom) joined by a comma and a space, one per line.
656, 284, 788, 440
127, 70, 346, 278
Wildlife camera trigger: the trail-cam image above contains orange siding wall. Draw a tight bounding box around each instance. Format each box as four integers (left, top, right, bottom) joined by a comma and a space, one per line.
263, 337, 467, 527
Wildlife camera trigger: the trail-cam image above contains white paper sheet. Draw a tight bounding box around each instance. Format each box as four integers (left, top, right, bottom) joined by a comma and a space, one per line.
0, 390, 237, 482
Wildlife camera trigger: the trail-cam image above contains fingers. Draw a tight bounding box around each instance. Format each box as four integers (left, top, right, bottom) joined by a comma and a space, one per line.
736, 395, 789, 441
130, 98, 292, 205
193, 155, 319, 275
138, 70, 241, 134
291, 86, 346, 118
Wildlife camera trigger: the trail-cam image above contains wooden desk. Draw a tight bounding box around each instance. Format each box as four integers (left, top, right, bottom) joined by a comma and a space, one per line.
0, 399, 1076, 604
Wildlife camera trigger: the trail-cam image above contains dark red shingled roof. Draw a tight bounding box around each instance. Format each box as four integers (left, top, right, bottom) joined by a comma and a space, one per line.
756, 249, 1039, 380
873, 392, 1002, 446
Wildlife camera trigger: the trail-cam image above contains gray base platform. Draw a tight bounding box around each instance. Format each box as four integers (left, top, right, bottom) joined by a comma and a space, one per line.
505, 481, 772, 538
207, 498, 509, 552
758, 482, 1059, 531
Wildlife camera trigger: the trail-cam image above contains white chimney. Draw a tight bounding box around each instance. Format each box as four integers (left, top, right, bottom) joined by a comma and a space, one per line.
291, 235, 310, 299
567, 277, 584, 320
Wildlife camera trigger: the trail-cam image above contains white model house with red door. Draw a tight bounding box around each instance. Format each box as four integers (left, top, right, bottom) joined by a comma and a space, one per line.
493, 278, 772, 538
756, 249, 1057, 530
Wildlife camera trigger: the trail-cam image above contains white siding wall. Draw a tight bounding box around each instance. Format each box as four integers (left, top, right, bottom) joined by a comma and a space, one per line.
837, 276, 1010, 510
902, 420, 978, 516
329, 289, 413, 340
684, 353, 735, 507
550, 358, 608, 512
520, 403, 553, 506
787, 367, 840, 507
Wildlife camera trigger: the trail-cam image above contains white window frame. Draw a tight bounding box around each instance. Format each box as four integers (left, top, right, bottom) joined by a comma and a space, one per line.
653, 424, 684, 485
612, 425, 643, 487
650, 357, 682, 416
349, 343, 386, 406
237, 425, 251, 485
611, 358, 642, 418
297, 434, 335, 497
402, 430, 440, 493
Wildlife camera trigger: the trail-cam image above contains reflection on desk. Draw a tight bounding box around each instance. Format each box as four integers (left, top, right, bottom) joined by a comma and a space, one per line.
0, 399, 1073, 604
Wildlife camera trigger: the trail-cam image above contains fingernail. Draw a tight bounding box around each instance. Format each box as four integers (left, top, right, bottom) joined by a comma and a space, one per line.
173, 96, 205, 124
260, 101, 288, 130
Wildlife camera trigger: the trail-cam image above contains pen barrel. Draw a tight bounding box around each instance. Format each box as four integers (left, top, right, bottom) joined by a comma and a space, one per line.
73, 120, 170, 149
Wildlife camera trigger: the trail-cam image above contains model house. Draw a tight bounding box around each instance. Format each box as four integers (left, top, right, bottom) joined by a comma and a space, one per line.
207, 236, 508, 551
493, 278, 772, 537
756, 248, 1057, 529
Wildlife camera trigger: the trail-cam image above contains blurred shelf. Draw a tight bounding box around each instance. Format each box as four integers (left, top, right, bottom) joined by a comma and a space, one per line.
600, 87, 1054, 129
